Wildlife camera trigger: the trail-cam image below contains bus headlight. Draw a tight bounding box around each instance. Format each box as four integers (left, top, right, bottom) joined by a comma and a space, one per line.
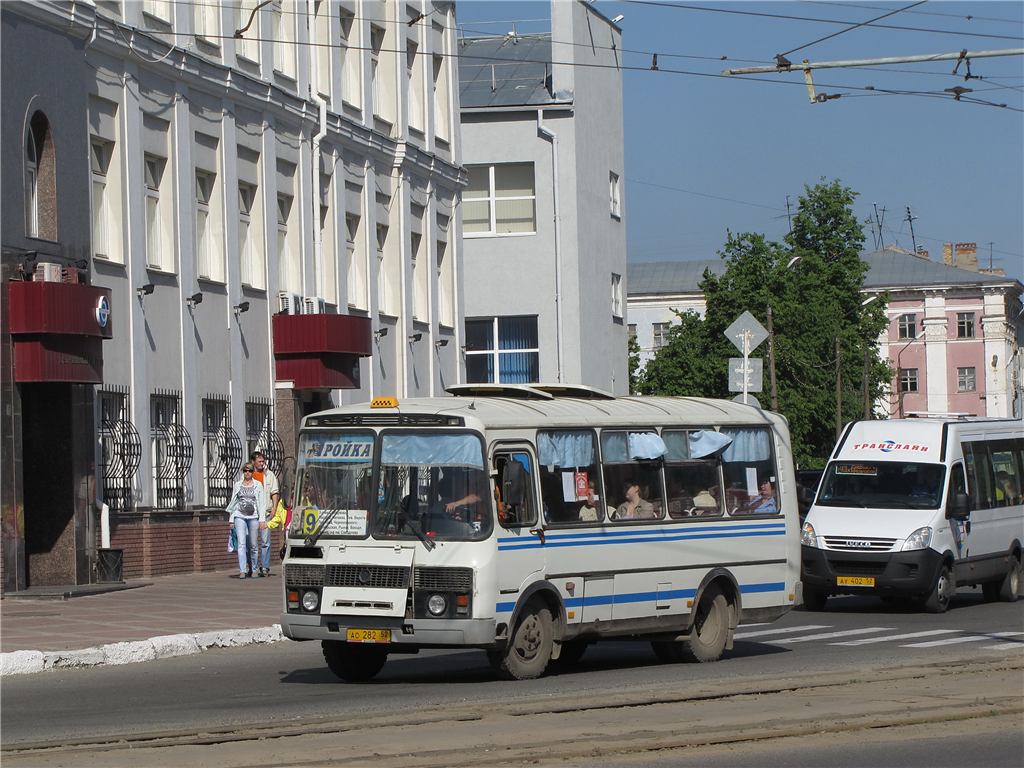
301, 590, 320, 612
427, 594, 447, 616
901, 526, 933, 551
801, 521, 818, 548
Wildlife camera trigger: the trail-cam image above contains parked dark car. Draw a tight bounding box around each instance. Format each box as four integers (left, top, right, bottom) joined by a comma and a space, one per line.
796, 469, 824, 520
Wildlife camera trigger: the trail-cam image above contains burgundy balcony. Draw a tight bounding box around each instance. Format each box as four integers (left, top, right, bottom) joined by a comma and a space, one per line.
272, 313, 372, 389
7, 281, 113, 383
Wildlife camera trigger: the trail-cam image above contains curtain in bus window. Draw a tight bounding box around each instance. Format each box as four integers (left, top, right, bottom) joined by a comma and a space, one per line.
539, 430, 594, 467
380, 434, 484, 467
688, 430, 732, 459
721, 428, 770, 462
601, 431, 667, 462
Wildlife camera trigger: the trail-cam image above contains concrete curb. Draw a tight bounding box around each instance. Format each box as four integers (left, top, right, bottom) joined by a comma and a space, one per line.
0, 624, 285, 676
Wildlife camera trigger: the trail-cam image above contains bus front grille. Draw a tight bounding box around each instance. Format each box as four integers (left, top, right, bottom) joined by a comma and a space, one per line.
285, 564, 325, 586
325, 565, 411, 589
829, 559, 888, 576
414, 566, 473, 592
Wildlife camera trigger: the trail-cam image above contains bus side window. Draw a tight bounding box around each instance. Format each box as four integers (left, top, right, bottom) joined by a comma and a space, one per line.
495, 452, 536, 528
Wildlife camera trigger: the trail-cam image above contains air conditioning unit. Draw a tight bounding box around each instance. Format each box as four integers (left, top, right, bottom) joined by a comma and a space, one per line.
34, 262, 64, 283
278, 291, 304, 315
304, 296, 327, 315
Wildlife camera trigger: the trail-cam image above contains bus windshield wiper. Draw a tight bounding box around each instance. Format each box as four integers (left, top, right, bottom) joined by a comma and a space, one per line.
305, 507, 344, 546
404, 517, 435, 551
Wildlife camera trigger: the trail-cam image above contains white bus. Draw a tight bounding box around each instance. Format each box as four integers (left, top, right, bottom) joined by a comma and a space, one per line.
801, 416, 1023, 612
280, 385, 801, 681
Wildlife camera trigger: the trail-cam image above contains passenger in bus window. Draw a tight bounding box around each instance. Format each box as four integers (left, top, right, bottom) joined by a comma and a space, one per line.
692, 486, 720, 515
737, 480, 777, 514
613, 479, 655, 520
578, 479, 602, 522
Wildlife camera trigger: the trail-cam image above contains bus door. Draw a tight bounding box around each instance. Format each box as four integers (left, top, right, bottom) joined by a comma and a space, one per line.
947, 461, 971, 560
493, 447, 545, 595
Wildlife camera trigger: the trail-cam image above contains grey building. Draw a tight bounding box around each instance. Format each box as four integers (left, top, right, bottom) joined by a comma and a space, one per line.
458, 0, 628, 393
1, 0, 464, 588
626, 249, 1024, 418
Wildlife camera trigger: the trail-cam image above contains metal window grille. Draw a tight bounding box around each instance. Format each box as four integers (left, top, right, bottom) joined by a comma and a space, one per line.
151, 391, 192, 510
203, 396, 242, 507
99, 387, 141, 513
246, 398, 284, 475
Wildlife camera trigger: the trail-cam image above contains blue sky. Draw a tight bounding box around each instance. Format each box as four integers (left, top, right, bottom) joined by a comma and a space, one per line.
456, 1, 1024, 282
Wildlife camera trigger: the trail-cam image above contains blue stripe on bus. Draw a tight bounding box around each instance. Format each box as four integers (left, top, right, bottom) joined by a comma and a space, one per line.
497, 522, 785, 545
497, 527, 786, 551
494, 581, 786, 613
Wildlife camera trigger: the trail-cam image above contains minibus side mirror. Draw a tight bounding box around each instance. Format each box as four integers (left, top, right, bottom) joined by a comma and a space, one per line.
502, 460, 526, 507
946, 492, 971, 520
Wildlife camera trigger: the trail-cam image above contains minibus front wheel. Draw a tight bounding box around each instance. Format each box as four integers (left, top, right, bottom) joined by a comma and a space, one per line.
322, 640, 388, 682
923, 562, 954, 613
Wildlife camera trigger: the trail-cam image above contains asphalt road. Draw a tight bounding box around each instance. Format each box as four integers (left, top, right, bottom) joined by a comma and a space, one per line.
2, 588, 1022, 766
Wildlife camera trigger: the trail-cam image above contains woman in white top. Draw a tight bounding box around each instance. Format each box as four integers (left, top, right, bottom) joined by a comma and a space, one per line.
227, 463, 268, 579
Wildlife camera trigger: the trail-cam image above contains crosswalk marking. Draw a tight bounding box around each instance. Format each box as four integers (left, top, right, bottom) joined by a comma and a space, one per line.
773, 627, 895, 644
983, 640, 1024, 651
832, 629, 961, 646
735, 625, 830, 640
904, 631, 1024, 648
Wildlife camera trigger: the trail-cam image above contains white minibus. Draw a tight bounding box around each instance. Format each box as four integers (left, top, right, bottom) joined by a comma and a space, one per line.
280, 386, 801, 681
801, 416, 1023, 612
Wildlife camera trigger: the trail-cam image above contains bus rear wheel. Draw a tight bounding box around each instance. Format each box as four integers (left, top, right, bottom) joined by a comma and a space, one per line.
553, 639, 589, 666
989, 555, 1022, 602
492, 601, 553, 680
683, 584, 731, 663
322, 640, 388, 682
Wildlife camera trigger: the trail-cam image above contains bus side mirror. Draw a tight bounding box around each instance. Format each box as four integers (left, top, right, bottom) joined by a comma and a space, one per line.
503, 460, 526, 507
947, 492, 970, 520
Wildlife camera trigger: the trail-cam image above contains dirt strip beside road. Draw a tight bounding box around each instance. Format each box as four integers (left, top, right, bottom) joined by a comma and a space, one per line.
5, 656, 1022, 768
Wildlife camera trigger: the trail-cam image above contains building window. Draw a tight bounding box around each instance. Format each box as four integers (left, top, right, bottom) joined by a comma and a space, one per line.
432, 22, 450, 143
339, 8, 360, 108
611, 273, 623, 318
610, 171, 621, 218
277, 192, 298, 294
202, 398, 232, 507
143, 0, 171, 27
195, 170, 221, 281
957, 312, 975, 338
194, 0, 219, 40
411, 205, 427, 320
232, 1, 259, 62
25, 127, 39, 237
464, 163, 536, 236
238, 182, 263, 288
898, 313, 917, 340
900, 368, 919, 393
407, 26, 424, 133
319, 173, 336, 305
91, 139, 114, 260
25, 112, 55, 240
272, 1, 295, 79
151, 392, 186, 510
376, 219, 397, 315
628, 323, 637, 342
465, 316, 540, 384
346, 208, 367, 310
957, 366, 976, 392
653, 322, 670, 349
145, 154, 172, 271
437, 214, 453, 327
313, 0, 331, 98
370, 24, 389, 123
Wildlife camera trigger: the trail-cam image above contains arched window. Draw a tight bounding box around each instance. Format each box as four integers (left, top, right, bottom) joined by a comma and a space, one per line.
26, 111, 57, 240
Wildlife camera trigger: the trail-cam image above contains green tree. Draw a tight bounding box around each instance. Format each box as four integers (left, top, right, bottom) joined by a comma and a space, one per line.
627, 332, 642, 394
638, 180, 890, 466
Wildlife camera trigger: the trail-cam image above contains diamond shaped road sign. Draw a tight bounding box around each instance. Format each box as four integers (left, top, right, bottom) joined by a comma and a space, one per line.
728, 357, 763, 393
725, 311, 768, 354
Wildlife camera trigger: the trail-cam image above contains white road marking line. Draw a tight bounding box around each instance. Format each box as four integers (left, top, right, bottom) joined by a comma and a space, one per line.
831, 629, 961, 646
982, 641, 1024, 651
734, 625, 831, 639
773, 627, 895, 643
904, 632, 1024, 648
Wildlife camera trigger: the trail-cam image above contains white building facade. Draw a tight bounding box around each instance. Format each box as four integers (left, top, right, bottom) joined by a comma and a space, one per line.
458, 1, 628, 393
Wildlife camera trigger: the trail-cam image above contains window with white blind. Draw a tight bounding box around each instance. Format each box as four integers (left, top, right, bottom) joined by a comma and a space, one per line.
346, 210, 367, 310
319, 173, 337, 305
464, 163, 536, 236
437, 215, 453, 327
272, 1, 295, 79
339, 8, 361, 108
611, 273, 623, 318
232, 1, 259, 62
407, 35, 424, 133
313, 0, 332, 98
194, 0, 219, 40
432, 21, 449, 142
277, 192, 299, 294
238, 182, 264, 288
610, 171, 621, 218
195, 170, 222, 281
145, 154, 173, 272
465, 316, 540, 384
91, 138, 119, 262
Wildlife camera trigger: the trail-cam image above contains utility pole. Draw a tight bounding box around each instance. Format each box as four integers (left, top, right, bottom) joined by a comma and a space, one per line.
767, 305, 778, 410
988, 242, 994, 270
862, 345, 871, 419
873, 203, 886, 250
835, 337, 843, 440
785, 195, 793, 234
905, 207, 918, 255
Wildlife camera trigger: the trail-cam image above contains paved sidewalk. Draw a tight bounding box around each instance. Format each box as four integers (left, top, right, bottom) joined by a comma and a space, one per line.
1, 570, 285, 675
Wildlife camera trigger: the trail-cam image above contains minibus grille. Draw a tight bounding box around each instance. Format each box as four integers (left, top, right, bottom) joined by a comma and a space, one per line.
285, 564, 325, 587
823, 536, 896, 552
325, 564, 411, 589
414, 566, 473, 592
829, 559, 888, 576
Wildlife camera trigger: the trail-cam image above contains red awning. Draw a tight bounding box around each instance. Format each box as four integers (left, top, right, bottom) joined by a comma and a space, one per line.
272, 313, 372, 389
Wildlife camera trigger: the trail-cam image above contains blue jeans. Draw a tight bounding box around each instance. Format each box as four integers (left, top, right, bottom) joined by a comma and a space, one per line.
233, 517, 258, 573
259, 524, 272, 570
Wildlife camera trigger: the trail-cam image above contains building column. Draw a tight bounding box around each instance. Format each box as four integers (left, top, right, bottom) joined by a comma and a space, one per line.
922, 291, 948, 414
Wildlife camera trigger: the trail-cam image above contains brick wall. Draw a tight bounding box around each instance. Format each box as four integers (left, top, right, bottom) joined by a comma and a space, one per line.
106, 515, 283, 579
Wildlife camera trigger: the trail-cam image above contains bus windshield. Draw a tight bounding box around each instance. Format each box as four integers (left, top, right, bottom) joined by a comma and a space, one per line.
816, 461, 946, 510
372, 432, 491, 543
293, 431, 375, 540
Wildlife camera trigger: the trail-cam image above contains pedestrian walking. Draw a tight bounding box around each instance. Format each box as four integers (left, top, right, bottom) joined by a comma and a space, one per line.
227, 462, 267, 579
251, 450, 280, 577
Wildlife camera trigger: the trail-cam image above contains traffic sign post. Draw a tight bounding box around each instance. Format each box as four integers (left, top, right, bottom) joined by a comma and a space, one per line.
725, 312, 768, 404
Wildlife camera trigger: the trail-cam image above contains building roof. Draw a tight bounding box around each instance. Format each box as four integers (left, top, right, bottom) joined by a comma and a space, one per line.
627, 249, 1021, 297
459, 34, 562, 109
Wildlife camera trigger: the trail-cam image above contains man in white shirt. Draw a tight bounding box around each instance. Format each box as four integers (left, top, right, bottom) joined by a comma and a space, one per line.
252, 450, 280, 577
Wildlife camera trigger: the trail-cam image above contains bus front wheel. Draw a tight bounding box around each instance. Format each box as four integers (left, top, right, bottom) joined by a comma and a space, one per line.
322, 640, 388, 682
493, 601, 553, 680
683, 584, 731, 663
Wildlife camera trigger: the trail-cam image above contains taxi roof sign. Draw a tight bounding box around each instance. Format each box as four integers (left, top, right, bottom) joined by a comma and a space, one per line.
370, 396, 399, 409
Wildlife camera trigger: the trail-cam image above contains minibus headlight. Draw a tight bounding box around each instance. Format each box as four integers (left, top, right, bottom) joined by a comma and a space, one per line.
901, 526, 933, 551
301, 590, 320, 612
801, 521, 818, 548
427, 594, 448, 616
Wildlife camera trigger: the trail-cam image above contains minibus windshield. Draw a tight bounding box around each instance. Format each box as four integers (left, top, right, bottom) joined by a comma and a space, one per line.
816, 461, 947, 510
372, 432, 491, 542
292, 431, 375, 540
